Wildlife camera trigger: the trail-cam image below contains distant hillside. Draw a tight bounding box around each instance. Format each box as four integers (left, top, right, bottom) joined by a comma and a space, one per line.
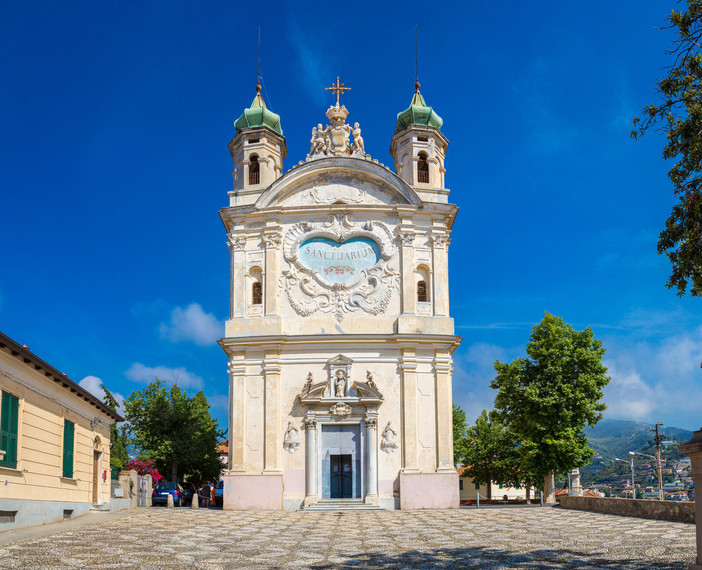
585, 419, 692, 461
579, 419, 693, 484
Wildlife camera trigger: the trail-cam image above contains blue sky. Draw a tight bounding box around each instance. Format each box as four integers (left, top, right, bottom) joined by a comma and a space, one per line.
1, 1, 701, 433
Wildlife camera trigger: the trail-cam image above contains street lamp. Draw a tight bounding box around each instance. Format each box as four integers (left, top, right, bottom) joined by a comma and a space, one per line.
630, 450, 662, 500
614, 455, 636, 499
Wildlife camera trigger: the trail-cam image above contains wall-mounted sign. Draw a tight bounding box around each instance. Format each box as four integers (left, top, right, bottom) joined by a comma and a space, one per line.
299, 237, 380, 285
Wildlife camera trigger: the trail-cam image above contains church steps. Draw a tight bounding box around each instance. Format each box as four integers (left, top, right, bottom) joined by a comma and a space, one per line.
302, 500, 384, 512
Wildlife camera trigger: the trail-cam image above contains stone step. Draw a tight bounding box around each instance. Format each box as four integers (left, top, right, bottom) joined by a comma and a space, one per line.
302, 501, 384, 512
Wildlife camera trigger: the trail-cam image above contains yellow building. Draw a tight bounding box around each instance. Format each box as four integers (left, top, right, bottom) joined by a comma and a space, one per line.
457, 467, 528, 503
0, 331, 122, 529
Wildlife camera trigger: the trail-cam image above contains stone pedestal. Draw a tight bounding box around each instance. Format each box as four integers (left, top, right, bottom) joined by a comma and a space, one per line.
222, 472, 283, 510
570, 468, 582, 496
399, 472, 458, 509
678, 428, 702, 570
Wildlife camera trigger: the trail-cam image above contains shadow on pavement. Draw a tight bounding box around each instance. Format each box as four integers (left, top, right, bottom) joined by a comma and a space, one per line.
309, 546, 689, 569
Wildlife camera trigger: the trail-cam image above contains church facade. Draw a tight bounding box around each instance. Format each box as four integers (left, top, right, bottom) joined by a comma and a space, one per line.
219, 78, 460, 510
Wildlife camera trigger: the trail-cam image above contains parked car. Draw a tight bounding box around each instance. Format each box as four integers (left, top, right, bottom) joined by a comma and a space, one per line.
214, 480, 224, 507
152, 482, 186, 507
181, 482, 197, 505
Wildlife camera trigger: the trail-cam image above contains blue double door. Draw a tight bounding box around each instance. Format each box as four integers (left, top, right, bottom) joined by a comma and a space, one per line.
321, 424, 361, 499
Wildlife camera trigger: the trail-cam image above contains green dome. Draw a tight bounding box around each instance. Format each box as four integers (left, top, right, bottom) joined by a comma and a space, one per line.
395, 86, 443, 134
234, 87, 283, 136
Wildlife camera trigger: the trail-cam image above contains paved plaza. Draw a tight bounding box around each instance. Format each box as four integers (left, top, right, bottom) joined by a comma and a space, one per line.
0, 506, 696, 569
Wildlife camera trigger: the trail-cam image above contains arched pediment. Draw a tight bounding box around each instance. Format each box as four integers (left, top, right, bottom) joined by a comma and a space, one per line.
255, 157, 422, 209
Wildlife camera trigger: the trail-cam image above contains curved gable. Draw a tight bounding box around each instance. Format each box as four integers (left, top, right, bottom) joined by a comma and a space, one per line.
255, 157, 422, 209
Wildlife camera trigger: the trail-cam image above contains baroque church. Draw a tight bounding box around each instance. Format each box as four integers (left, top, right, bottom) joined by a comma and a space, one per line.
219, 77, 460, 510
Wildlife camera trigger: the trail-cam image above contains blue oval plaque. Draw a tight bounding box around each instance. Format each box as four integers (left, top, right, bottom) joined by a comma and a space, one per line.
299, 237, 380, 284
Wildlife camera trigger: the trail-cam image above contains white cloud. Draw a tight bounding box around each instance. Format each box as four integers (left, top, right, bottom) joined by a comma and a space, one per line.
601, 326, 702, 428
159, 303, 223, 346
125, 363, 204, 390
290, 25, 332, 106
78, 375, 125, 411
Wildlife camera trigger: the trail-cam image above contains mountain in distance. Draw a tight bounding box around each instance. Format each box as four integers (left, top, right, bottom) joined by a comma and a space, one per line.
578, 419, 693, 484
585, 419, 692, 461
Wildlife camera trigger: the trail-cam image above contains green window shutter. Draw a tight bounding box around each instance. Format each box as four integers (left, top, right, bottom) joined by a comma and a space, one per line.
62, 420, 74, 478
0, 392, 19, 469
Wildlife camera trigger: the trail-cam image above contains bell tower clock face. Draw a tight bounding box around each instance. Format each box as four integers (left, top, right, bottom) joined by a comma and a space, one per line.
282, 214, 399, 322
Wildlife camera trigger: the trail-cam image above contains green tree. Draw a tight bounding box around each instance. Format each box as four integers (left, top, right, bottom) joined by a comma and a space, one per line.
124, 379, 224, 486
461, 409, 522, 500
452, 404, 469, 467
632, 0, 702, 296
102, 384, 128, 472
491, 313, 610, 502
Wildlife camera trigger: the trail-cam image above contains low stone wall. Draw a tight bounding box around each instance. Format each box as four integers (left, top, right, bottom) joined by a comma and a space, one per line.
559, 496, 695, 523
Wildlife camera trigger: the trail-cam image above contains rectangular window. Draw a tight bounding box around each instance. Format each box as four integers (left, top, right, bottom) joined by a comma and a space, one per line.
0, 392, 19, 469
62, 420, 74, 478
475, 483, 480, 490
459, 480, 463, 490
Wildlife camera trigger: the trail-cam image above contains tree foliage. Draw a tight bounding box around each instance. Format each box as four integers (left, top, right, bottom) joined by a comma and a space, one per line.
123, 378, 224, 486
452, 404, 469, 467
490, 313, 610, 490
632, 0, 702, 296
461, 409, 522, 500
102, 384, 128, 472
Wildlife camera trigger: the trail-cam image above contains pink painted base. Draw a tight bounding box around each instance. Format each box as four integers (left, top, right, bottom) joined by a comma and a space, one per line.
400, 472, 459, 510
222, 473, 283, 510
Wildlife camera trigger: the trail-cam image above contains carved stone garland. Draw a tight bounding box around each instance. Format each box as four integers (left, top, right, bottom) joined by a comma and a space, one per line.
282, 214, 399, 322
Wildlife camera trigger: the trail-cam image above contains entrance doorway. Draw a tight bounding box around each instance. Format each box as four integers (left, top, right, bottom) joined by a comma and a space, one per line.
320, 424, 361, 499
330, 454, 353, 498
92, 449, 100, 504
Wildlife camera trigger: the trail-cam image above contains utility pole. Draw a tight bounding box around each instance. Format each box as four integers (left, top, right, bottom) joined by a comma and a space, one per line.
651, 422, 664, 501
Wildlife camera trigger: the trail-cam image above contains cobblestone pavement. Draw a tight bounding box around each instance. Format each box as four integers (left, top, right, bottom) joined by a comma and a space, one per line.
0, 506, 696, 569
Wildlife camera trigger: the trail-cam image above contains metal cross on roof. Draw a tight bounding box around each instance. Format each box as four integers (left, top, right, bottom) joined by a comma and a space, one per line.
325, 76, 351, 106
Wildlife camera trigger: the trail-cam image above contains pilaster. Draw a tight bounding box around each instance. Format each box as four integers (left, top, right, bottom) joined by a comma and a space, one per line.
263, 228, 281, 316
227, 234, 247, 318
303, 414, 317, 506
400, 349, 418, 472
398, 231, 416, 314
263, 350, 282, 472
228, 356, 246, 471
434, 354, 454, 472
365, 412, 379, 503
430, 233, 450, 317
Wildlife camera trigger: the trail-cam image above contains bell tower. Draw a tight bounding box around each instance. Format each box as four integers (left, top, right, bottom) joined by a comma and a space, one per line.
390, 81, 449, 204
228, 83, 287, 206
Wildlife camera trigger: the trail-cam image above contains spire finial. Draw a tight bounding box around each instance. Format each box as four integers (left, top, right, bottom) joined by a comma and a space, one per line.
256, 27, 262, 93
415, 24, 420, 92
325, 76, 351, 106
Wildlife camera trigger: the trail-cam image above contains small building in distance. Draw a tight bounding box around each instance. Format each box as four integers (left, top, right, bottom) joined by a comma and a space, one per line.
0, 331, 122, 529
457, 467, 528, 503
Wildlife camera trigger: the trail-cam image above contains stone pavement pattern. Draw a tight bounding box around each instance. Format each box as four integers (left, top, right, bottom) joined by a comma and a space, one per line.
0, 506, 695, 569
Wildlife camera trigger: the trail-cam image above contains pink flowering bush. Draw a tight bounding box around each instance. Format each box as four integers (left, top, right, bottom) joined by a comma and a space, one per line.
125, 459, 163, 484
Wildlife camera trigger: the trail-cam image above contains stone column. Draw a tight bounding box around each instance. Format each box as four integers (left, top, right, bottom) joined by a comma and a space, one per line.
679, 428, 702, 570
569, 468, 582, 496
304, 416, 317, 507
398, 231, 416, 314
430, 233, 450, 317
365, 414, 378, 504
228, 357, 246, 471
263, 353, 281, 472
263, 231, 281, 316
400, 349, 418, 472
434, 354, 454, 472
228, 235, 247, 318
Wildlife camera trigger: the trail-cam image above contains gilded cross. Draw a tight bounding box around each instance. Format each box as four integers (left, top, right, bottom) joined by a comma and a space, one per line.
325, 76, 351, 106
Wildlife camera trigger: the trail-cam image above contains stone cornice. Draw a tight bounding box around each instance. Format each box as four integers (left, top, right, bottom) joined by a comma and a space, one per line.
219, 333, 462, 353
